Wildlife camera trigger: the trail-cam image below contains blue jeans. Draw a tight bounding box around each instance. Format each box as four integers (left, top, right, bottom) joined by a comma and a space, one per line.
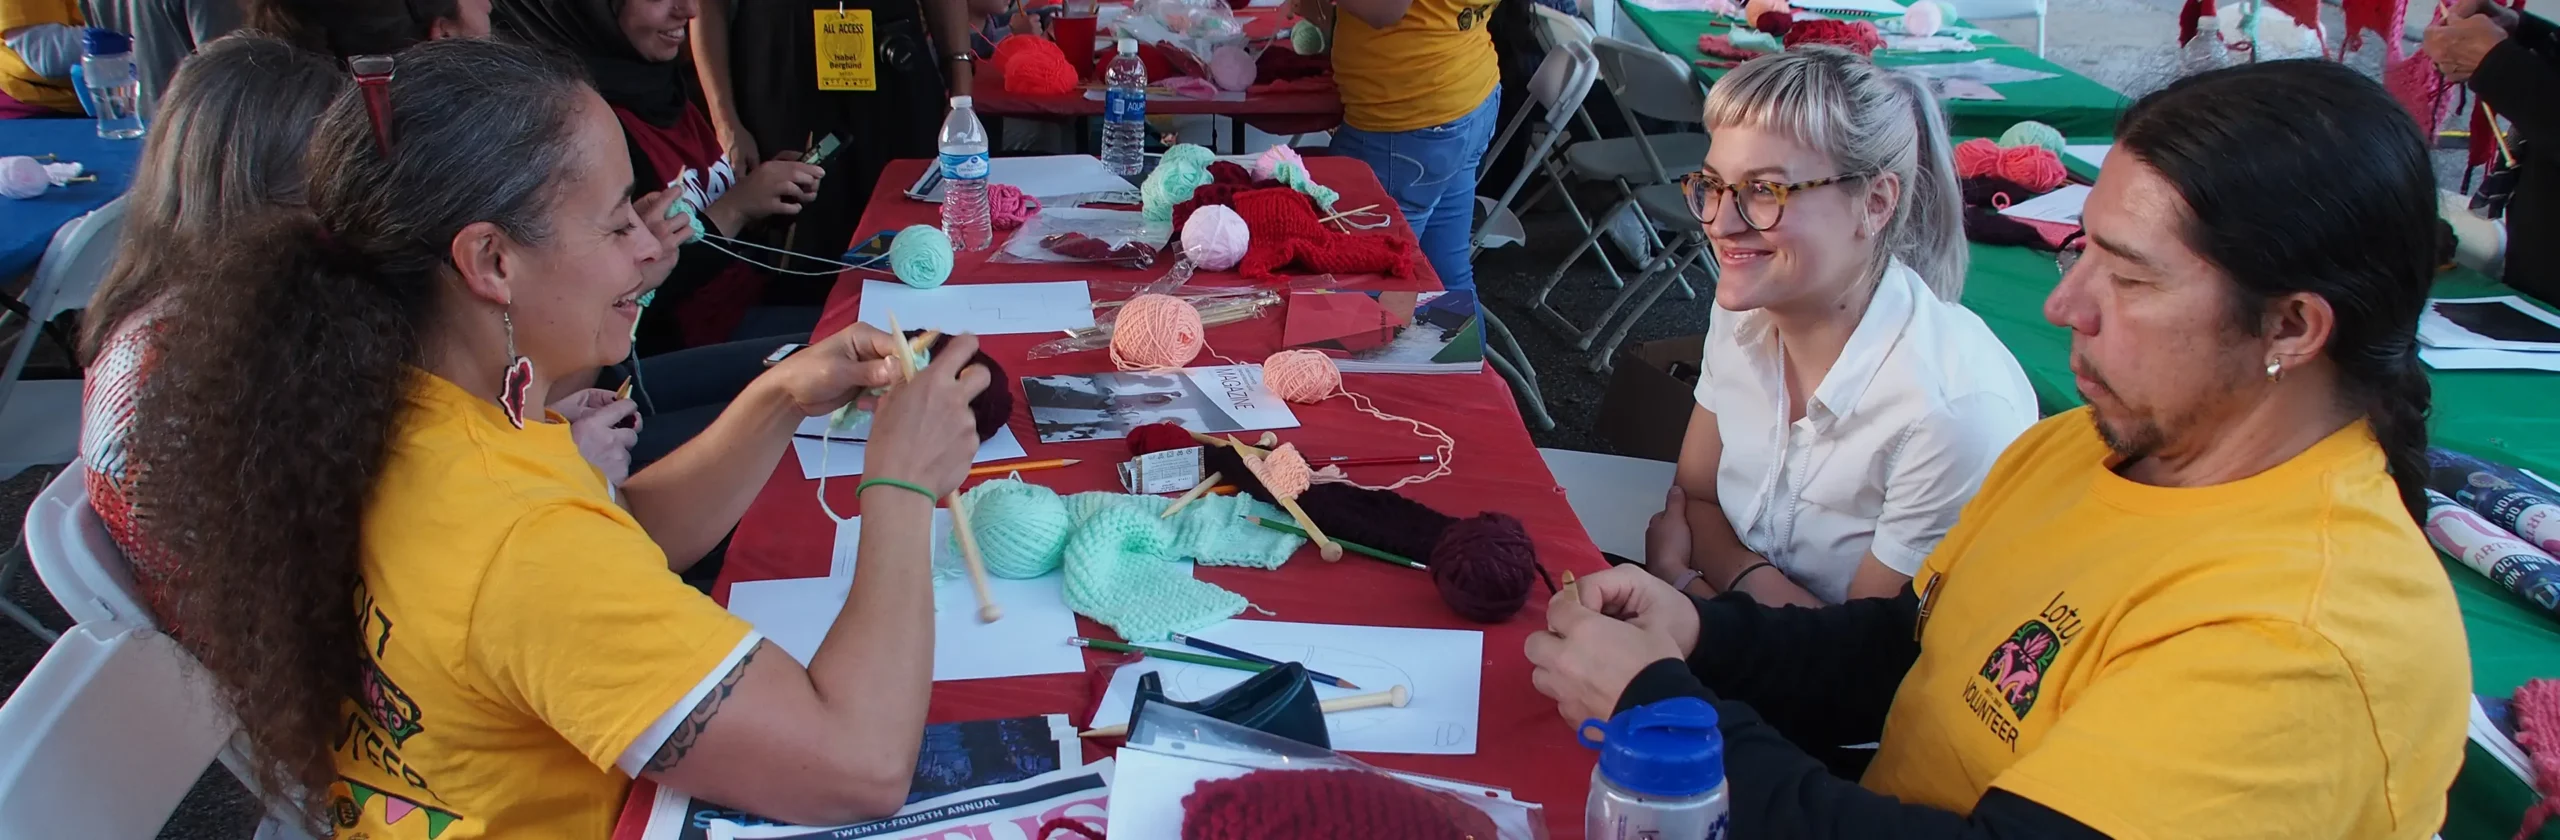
1330, 86, 1502, 291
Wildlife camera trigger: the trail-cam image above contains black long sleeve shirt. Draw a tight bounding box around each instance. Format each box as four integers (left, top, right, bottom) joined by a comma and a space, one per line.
2471, 13, 2560, 302
1610, 591, 2111, 839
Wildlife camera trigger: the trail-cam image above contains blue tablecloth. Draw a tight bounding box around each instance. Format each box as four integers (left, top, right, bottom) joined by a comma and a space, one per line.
0, 118, 141, 282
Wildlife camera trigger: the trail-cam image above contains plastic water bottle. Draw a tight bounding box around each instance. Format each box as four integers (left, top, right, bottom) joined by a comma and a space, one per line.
81, 29, 144, 140
1101, 38, 1148, 178
1580, 697, 1730, 840
938, 95, 993, 252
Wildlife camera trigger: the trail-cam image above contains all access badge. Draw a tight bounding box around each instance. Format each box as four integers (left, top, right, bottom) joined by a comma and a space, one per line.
814, 8, 878, 91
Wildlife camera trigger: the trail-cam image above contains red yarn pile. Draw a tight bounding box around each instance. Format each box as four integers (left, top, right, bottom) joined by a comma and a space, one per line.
2517, 678, 2560, 839
1180, 769, 1500, 840
998, 36, 1081, 95
1994, 145, 2066, 192
1754, 10, 1795, 35
1172, 161, 1266, 230
1125, 421, 1199, 457
1229, 187, 1417, 282
1953, 137, 2003, 178
1782, 19, 1883, 54
1697, 33, 1763, 60
1430, 512, 1542, 622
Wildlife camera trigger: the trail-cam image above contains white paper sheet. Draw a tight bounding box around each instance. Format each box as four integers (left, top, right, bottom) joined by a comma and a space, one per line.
1087, 619, 1483, 755
911, 155, 1139, 202
1937, 78, 2004, 101
1901, 58, 2061, 85
1883, 34, 1978, 52
725, 513, 1090, 683
2418, 295, 2560, 351
1105, 749, 1530, 840
2066, 144, 2111, 169
2420, 347, 2560, 372
717, 760, 1114, 840
855, 279, 1097, 337
1792, 0, 1910, 14
790, 425, 1028, 480
1998, 184, 2090, 225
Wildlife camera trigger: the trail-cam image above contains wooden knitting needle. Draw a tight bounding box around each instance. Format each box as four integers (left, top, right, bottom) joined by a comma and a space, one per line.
1080, 685, 1410, 738
1189, 428, 1267, 455
1232, 434, 1344, 562
1315, 203, 1379, 225
1162, 471, 1223, 518
1255, 432, 1280, 447
889, 312, 1001, 623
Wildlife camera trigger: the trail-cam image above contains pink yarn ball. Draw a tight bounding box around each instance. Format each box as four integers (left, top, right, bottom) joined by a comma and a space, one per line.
1110, 294, 1205, 369
1995, 145, 2068, 193
0, 156, 48, 200
1252, 144, 1306, 182
1953, 138, 2003, 179
1209, 45, 1258, 92
1180, 204, 1251, 270
988, 183, 1041, 230
1245, 442, 1314, 498
1261, 349, 1341, 403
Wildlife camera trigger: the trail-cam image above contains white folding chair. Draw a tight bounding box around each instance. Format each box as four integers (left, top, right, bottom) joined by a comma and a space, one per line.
1474, 42, 1603, 431
1539, 448, 1677, 561
1938, 0, 2047, 55
0, 195, 126, 481
1516, 6, 1645, 289
0, 620, 234, 840
20, 465, 320, 840
1530, 37, 1716, 364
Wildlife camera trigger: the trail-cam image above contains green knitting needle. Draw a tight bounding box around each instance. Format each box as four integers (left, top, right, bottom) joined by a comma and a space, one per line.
1246, 516, 1428, 570
1071, 638, 1273, 674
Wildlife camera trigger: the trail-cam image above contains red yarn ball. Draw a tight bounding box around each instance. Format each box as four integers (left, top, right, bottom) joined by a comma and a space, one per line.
1755, 10, 1795, 35
992, 32, 1055, 70
1127, 421, 1200, 456
1994, 145, 2068, 193
1002, 37, 1082, 95
1782, 18, 1883, 54
1180, 769, 1501, 840
1953, 137, 2003, 179
1428, 512, 1539, 623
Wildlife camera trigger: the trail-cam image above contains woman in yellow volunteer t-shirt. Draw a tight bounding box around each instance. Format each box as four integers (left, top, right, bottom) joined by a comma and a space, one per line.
1297, 0, 1502, 291
0, 0, 84, 116
123, 39, 992, 838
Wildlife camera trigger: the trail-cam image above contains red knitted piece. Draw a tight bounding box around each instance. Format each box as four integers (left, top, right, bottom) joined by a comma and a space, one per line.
1782, 19, 1883, 54
2516, 679, 2560, 840
1169, 165, 1266, 230
1228, 187, 1417, 282
2341, 0, 2411, 59
2386, 40, 2453, 134
1697, 33, 1763, 59
1180, 769, 1500, 840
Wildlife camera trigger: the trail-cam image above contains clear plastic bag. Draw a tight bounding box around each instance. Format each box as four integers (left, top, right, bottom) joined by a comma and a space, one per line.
993, 207, 1173, 268
1112, 704, 1550, 839
1024, 289, 1282, 359
1117, 0, 1248, 66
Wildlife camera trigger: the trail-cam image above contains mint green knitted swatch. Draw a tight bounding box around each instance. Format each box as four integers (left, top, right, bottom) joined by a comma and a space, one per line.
1062, 491, 1303, 569
1061, 503, 1247, 641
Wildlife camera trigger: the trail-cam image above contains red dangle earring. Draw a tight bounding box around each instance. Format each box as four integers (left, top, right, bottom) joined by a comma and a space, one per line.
499, 311, 534, 429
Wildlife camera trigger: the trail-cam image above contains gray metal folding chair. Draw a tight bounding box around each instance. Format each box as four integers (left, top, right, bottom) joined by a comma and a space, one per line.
1472, 41, 1600, 431
1529, 37, 1714, 358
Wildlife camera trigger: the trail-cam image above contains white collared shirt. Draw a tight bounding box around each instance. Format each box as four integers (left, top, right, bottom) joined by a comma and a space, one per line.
1692, 259, 2037, 604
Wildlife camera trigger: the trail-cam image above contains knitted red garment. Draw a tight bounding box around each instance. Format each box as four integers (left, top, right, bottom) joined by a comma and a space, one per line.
2342, 0, 2411, 59
1782, 19, 1884, 54
2516, 679, 2560, 840
1697, 33, 1763, 60
1180, 769, 1500, 840
1228, 187, 1417, 282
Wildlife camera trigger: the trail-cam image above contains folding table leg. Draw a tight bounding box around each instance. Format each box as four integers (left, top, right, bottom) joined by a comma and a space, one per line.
1483, 311, 1556, 431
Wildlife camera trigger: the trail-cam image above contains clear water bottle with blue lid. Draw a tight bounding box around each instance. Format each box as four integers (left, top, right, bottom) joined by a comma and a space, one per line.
80, 28, 144, 139
1580, 696, 1730, 840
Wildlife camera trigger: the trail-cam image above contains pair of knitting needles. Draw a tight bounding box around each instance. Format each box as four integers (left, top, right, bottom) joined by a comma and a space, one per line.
1187, 430, 1345, 561
884, 312, 1003, 623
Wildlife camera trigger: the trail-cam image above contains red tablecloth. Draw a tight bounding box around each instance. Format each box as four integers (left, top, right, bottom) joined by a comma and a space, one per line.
612, 158, 1608, 839
972, 9, 1344, 137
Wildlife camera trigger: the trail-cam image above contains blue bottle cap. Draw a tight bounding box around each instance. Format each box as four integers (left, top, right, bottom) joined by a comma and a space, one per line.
1576, 697, 1725, 798
82, 28, 131, 57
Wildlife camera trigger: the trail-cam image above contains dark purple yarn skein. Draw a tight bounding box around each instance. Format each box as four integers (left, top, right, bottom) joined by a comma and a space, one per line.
1429, 513, 1540, 623
922, 332, 1013, 441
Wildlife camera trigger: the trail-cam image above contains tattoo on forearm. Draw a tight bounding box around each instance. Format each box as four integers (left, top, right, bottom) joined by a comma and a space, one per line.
646, 643, 760, 773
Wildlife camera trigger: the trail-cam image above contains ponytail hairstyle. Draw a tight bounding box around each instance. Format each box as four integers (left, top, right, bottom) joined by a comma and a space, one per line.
247, 0, 461, 58
2116, 59, 2437, 521
1703, 47, 1969, 300
83, 34, 346, 362
126, 38, 591, 824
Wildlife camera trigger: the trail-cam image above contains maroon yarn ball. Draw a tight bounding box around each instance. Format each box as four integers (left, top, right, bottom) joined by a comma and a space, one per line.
1429, 513, 1539, 623
1180, 769, 1500, 840
923, 332, 1013, 442
1127, 420, 1200, 457
1755, 10, 1795, 35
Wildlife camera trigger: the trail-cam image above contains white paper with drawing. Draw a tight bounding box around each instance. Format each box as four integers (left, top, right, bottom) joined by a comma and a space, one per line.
856, 279, 1096, 336
790, 425, 1027, 480
1087, 619, 1483, 754
723, 512, 1089, 682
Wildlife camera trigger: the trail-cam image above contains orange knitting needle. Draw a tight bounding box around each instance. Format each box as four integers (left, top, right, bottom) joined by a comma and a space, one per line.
969, 458, 1080, 477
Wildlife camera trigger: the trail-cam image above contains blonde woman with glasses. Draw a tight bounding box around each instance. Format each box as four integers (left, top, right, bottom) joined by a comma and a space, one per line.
1641, 47, 2036, 608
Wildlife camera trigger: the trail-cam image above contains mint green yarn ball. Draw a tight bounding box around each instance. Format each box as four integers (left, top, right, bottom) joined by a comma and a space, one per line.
1141, 156, 1214, 224
1998, 121, 2066, 156
888, 224, 954, 288
954, 479, 1072, 579
1161, 143, 1216, 171
1290, 18, 1328, 54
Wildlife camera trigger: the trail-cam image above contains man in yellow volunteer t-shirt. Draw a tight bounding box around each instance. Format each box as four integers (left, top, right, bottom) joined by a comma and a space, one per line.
1295, 0, 1500, 291
1521, 61, 2471, 838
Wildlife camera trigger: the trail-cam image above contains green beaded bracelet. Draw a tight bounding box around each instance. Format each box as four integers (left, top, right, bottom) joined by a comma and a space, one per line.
855, 478, 938, 502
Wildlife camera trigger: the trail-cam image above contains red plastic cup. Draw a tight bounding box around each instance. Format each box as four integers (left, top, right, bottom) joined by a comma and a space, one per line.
1053, 13, 1098, 80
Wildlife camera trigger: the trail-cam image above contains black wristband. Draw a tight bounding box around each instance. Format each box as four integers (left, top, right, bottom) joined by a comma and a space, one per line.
1726, 561, 1777, 591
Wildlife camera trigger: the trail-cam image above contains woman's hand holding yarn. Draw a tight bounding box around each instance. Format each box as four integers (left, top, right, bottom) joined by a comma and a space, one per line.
858, 332, 995, 497
552, 388, 640, 486
766, 322, 911, 418
1523, 581, 1688, 725
1566, 565, 1702, 658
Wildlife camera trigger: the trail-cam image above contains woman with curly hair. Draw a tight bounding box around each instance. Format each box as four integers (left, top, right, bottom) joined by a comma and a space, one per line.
130, 38, 989, 837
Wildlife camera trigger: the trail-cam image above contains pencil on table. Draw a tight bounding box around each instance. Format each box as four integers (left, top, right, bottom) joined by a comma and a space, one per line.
969, 458, 1080, 477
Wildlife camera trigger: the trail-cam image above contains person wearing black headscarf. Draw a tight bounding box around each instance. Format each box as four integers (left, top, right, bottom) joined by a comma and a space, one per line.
494, 0, 828, 356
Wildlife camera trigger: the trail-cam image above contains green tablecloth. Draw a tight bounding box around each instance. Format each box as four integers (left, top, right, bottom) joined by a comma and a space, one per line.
1959, 242, 2560, 840
1613, 0, 2131, 136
